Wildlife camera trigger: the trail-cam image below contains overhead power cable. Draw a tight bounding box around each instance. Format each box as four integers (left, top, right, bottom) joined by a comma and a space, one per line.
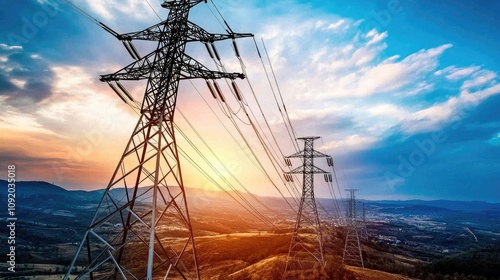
177, 109, 278, 215
261, 38, 300, 149
207, 43, 302, 209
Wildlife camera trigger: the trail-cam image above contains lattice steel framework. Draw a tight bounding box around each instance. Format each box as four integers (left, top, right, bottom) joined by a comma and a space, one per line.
342, 189, 364, 268
284, 137, 329, 273
65, 1, 251, 279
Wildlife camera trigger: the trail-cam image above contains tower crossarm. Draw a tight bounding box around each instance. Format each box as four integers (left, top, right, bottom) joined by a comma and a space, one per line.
113, 21, 253, 43
100, 50, 244, 82
161, 0, 204, 9
186, 21, 253, 42
117, 20, 170, 41
100, 50, 158, 81
286, 165, 328, 174
286, 149, 330, 159
180, 53, 245, 80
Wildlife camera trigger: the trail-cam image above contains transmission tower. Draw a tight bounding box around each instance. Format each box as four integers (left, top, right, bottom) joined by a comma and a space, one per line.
65, 1, 251, 279
342, 189, 364, 268
284, 137, 330, 273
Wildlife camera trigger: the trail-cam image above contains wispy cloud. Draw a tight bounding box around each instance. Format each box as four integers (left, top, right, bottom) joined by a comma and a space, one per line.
79, 0, 159, 23
1, 0, 499, 200
0, 44, 54, 108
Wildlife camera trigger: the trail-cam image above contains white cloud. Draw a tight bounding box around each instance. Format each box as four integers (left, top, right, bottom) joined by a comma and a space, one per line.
461, 70, 497, 90
366, 29, 388, 45
317, 44, 451, 98
366, 29, 377, 38
368, 103, 409, 120
323, 134, 377, 151
9, 78, 26, 89
235, 9, 475, 155
404, 81, 434, 96
81, 0, 158, 23
0, 109, 55, 135
442, 65, 480, 80
326, 19, 345, 30
0, 44, 22, 51
40, 65, 136, 129
402, 83, 500, 134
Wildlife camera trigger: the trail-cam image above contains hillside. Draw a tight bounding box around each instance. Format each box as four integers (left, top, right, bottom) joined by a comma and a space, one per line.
1, 180, 499, 279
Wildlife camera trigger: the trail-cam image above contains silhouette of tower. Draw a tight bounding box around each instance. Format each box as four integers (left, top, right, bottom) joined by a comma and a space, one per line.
284, 137, 330, 273
65, 1, 250, 279
343, 189, 364, 268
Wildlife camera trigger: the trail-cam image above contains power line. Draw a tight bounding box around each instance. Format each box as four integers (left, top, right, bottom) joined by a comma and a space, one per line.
261, 38, 300, 151
65, 2, 252, 278
177, 109, 278, 215
144, 0, 162, 21
119, 86, 274, 227
175, 124, 274, 227
204, 37, 300, 211
252, 38, 300, 152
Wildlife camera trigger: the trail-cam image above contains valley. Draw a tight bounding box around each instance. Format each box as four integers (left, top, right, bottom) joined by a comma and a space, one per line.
1, 180, 499, 279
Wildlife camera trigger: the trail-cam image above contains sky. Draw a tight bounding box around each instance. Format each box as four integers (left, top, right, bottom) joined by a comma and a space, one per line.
0, 0, 499, 202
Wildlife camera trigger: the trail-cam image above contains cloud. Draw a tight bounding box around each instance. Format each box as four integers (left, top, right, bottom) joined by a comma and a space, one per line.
401, 80, 500, 134
366, 29, 388, 46
323, 134, 377, 151
435, 65, 481, 80
0, 43, 54, 108
350, 93, 500, 201
80, 0, 160, 23
324, 19, 346, 31
259, 14, 453, 100
368, 103, 409, 120
461, 70, 497, 90
1, 0, 499, 200
238, 6, 500, 200
231, 9, 459, 156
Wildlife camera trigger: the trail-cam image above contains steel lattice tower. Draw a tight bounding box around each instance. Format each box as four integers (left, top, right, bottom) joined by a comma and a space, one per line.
65, 1, 251, 279
284, 137, 329, 273
342, 189, 364, 268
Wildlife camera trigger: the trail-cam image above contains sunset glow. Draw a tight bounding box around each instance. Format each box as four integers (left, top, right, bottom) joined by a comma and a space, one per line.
1, 0, 499, 201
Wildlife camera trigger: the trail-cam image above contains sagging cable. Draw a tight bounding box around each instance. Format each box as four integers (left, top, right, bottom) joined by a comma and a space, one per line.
98, 22, 119, 37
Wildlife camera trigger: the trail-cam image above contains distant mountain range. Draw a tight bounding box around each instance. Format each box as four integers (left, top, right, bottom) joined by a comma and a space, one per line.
366, 199, 500, 213
0, 179, 290, 214
2, 179, 500, 215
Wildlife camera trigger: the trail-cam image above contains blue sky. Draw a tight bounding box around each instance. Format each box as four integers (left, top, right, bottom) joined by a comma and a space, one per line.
0, 0, 499, 202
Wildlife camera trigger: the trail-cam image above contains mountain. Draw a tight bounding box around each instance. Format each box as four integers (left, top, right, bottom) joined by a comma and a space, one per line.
0, 179, 102, 210
369, 199, 500, 213
376, 204, 454, 215
0, 179, 291, 216
1, 179, 499, 279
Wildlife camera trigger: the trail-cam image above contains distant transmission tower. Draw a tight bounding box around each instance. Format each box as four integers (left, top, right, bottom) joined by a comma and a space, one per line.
284, 137, 330, 273
342, 189, 364, 268
65, 1, 250, 279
